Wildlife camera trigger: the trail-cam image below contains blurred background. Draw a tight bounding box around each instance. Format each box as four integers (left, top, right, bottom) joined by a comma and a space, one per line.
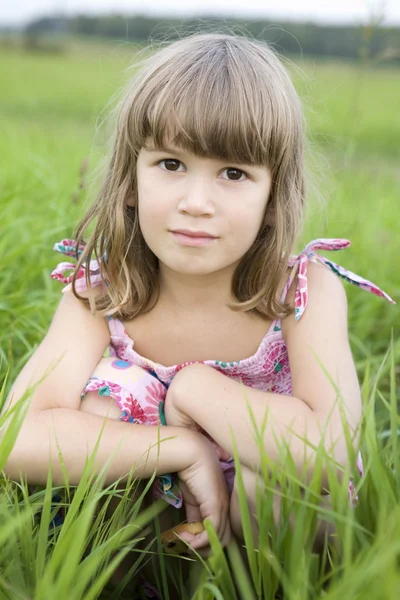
2, 0, 400, 59
1, 1, 399, 400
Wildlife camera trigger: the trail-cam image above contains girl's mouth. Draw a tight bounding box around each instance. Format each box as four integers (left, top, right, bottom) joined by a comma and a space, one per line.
170, 231, 217, 247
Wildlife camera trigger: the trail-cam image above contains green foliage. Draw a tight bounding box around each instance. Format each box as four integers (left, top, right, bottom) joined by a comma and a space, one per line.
0, 40, 399, 599
0, 347, 399, 598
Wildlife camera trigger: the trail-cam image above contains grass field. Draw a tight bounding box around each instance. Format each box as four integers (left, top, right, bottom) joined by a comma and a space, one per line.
0, 36, 399, 599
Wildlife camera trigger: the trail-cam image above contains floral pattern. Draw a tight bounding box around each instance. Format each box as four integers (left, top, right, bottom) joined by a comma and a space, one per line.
52, 238, 395, 508
143, 381, 167, 425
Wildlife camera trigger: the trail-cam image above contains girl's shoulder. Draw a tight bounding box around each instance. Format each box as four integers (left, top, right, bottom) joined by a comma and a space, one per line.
283, 238, 395, 322
276, 239, 394, 422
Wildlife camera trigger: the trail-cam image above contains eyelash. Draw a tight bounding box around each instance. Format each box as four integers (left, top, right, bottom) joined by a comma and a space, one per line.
157, 159, 249, 182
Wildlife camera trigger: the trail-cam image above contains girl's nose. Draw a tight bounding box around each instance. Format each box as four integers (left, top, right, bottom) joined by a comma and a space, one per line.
178, 177, 215, 216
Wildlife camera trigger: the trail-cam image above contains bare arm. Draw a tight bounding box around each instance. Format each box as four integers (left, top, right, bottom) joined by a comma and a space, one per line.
4, 408, 204, 486
166, 265, 362, 484
2, 290, 203, 486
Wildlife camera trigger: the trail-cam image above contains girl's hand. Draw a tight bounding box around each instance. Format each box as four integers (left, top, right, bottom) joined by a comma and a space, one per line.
177, 436, 231, 555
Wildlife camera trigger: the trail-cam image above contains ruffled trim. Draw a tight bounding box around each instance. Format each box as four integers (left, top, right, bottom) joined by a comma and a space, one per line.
107, 314, 283, 387
50, 239, 104, 293
285, 238, 395, 321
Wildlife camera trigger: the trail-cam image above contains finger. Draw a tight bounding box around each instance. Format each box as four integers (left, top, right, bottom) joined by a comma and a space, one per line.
201, 507, 229, 549
178, 531, 196, 545
187, 528, 209, 550
184, 501, 202, 525
215, 445, 231, 462
205, 500, 228, 540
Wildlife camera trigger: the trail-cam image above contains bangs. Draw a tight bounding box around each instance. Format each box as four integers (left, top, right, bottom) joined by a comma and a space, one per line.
145, 83, 271, 166
128, 37, 288, 167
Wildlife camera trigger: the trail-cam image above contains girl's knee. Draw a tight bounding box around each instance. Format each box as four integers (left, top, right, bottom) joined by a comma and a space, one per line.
81, 391, 122, 419
80, 357, 166, 425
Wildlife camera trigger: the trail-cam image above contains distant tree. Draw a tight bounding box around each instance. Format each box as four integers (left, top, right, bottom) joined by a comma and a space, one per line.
23, 14, 400, 63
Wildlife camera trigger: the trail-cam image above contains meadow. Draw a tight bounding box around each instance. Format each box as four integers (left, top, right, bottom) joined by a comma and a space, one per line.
0, 35, 399, 599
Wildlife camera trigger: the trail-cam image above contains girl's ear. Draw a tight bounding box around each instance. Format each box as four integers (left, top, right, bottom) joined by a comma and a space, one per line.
264, 200, 275, 227
126, 192, 136, 207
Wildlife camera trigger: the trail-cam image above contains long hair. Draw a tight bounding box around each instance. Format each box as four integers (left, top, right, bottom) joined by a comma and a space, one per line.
73, 32, 306, 320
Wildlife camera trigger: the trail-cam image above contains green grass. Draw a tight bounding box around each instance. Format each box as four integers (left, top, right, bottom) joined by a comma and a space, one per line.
0, 36, 399, 598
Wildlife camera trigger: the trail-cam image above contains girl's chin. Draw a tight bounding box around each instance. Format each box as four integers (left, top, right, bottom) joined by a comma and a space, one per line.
158, 259, 235, 278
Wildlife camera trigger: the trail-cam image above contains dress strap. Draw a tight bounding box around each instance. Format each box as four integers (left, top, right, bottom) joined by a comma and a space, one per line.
50, 239, 104, 293
283, 238, 395, 321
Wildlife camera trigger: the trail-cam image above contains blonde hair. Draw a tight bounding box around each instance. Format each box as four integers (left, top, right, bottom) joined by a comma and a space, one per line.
74, 32, 306, 320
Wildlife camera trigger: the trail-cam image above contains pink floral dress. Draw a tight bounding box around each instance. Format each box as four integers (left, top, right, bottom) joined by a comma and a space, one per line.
51, 238, 395, 509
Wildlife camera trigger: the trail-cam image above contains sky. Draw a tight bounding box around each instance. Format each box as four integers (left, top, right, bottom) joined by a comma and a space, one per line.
2, 0, 400, 27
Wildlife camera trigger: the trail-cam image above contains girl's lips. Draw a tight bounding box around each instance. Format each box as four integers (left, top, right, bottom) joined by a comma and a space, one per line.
170, 232, 217, 247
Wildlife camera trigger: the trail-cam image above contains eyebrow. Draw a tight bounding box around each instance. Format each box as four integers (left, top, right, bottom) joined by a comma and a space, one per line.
144, 143, 181, 154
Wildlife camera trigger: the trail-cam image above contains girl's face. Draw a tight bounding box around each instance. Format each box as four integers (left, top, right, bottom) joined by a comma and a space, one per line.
134, 139, 272, 280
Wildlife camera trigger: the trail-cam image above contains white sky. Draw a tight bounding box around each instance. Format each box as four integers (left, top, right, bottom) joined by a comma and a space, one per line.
2, 0, 400, 27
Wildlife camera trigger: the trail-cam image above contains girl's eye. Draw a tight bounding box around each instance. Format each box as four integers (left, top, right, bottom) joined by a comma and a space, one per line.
157, 159, 248, 181
221, 168, 248, 182
158, 159, 182, 171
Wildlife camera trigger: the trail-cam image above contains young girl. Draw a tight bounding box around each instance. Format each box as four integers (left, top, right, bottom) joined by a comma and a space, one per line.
4, 32, 394, 594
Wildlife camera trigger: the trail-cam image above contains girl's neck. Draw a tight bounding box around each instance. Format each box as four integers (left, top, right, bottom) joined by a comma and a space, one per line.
158, 266, 235, 314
